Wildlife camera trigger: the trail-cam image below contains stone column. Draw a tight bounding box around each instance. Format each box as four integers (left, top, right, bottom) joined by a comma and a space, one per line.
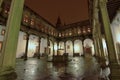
52, 42, 55, 62
72, 41, 74, 56
97, 22, 105, 59
82, 40, 84, 56
98, 35, 105, 58
64, 42, 66, 53
53, 42, 55, 56
99, 0, 120, 79
57, 41, 59, 55
24, 33, 29, 60
47, 36, 50, 55
0, 0, 24, 75
93, 0, 105, 58
93, 37, 98, 56
95, 37, 100, 57
95, 21, 102, 57
37, 37, 41, 59
96, 37, 102, 57
93, 1, 101, 57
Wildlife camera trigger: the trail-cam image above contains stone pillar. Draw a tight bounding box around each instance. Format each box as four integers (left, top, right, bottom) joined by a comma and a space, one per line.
37, 37, 41, 59
24, 33, 29, 60
82, 40, 84, 56
97, 22, 105, 59
98, 36, 105, 58
72, 41, 74, 56
0, 0, 24, 75
53, 42, 55, 56
93, 0, 105, 58
94, 37, 100, 57
99, 0, 120, 79
96, 34, 106, 60
57, 41, 59, 55
64, 42, 66, 53
93, 37, 98, 56
47, 36, 50, 55
47, 36, 50, 47
93, 1, 101, 57
96, 36, 102, 57
52, 42, 55, 62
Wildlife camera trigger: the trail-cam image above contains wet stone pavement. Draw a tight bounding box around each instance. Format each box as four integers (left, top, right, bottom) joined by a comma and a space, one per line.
1, 56, 110, 80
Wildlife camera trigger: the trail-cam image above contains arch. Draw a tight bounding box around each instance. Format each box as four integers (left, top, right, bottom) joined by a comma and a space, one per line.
66, 40, 73, 56
58, 41, 65, 55
54, 42, 57, 55
40, 37, 47, 56
59, 41, 65, 49
84, 38, 94, 55
16, 31, 27, 58
28, 34, 39, 57
74, 39, 83, 55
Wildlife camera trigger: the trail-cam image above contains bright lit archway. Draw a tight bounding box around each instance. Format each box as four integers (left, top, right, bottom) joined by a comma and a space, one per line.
74, 40, 83, 55
49, 40, 53, 56
40, 37, 47, 56
28, 35, 39, 57
54, 42, 57, 55
58, 41, 65, 55
84, 38, 94, 55
66, 40, 73, 56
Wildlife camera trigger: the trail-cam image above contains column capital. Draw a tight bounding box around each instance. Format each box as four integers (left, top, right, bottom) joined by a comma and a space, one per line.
38, 36, 41, 39
26, 33, 30, 40
72, 40, 74, 44
38, 37, 41, 42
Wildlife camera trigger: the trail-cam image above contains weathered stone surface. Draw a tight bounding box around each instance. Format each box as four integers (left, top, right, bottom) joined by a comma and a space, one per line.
1, 56, 110, 80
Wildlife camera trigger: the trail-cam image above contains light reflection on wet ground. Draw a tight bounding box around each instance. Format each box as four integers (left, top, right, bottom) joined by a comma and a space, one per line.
0, 55, 110, 80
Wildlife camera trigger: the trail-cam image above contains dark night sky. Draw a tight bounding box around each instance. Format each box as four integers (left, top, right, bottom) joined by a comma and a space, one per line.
25, 0, 89, 26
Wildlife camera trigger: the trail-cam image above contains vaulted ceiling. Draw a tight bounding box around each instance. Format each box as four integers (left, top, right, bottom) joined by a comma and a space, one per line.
25, 0, 89, 26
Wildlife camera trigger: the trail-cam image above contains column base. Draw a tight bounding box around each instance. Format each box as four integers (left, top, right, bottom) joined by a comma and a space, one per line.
0, 67, 17, 80
109, 63, 120, 80
0, 66, 14, 76
0, 71, 17, 80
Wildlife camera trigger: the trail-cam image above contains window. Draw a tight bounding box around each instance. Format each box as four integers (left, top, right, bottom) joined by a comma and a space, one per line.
30, 18, 35, 26
23, 15, 29, 23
